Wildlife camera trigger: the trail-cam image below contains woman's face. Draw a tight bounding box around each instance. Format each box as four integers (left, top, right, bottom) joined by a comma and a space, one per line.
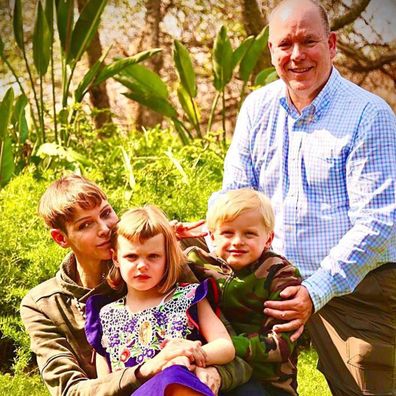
114, 234, 167, 294
60, 200, 118, 267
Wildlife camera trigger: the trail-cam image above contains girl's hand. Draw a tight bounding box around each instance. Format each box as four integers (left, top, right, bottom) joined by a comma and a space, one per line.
162, 355, 195, 371
138, 339, 207, 379
194, 366, 221, 395
170, 220, 207, 240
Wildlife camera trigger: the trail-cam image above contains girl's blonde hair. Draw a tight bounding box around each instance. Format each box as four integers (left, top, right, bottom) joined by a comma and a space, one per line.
107, 205, 185, 293
206, 188, 275, 232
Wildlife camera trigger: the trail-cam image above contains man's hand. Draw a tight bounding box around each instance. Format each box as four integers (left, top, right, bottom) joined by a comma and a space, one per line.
194, 366, 221, 395
264, 285, 313, 342
170, 220, 207, 240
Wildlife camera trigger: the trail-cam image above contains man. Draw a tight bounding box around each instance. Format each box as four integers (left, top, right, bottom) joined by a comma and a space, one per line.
216, 0, 396, 395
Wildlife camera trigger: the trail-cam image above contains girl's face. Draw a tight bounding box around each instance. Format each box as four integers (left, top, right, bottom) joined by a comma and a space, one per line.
114, 233, 166, 294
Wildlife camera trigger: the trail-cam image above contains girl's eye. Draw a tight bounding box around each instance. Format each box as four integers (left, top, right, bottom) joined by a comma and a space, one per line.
149, 254, 160, 260
221, 231, 233, 237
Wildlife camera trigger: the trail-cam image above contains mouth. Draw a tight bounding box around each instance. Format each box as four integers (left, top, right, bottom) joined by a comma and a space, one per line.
228, 250, 248, 256
97, 240, 111, 248
134, 275, 150, 280
288, 66, 313, 74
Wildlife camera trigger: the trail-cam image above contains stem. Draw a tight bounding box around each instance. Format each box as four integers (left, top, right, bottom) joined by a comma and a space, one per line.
207, 91, 221, 135
50, 43, 58, 144
22, 51, 42, 144
190, 95, 202, 138
221, 89, 226, 148
39, 74, 45, 143
3, 57, 39, 132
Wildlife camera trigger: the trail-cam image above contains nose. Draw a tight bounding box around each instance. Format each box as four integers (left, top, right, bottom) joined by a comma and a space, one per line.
231, 234, 244, 246
136, 259, 148, 271
98, 219, 112, 237
290, 43, 305, 61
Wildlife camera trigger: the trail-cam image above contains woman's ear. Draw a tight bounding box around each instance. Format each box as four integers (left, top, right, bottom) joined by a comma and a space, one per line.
50, 229, 69, 248
265, 231, 275, 249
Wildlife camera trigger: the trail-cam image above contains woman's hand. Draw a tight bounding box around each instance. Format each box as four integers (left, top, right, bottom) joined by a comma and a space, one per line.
194, 366, 221, 395
162, 355, 195, 371
138, 339, 207, 379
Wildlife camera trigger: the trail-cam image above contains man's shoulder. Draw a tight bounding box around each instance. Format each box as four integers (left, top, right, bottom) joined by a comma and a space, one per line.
243, 79, 285, 107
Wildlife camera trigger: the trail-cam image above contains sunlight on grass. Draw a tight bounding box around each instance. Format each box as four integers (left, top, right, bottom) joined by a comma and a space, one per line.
297, 348, 331, 396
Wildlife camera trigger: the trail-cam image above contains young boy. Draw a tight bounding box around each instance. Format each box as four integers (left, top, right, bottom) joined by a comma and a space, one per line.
185, 188, 302, 396
20, 174, 251, 396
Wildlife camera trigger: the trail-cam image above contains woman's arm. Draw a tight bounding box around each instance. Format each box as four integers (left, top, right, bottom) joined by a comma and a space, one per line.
198, 298, 235, 366
96, 353, 111, 378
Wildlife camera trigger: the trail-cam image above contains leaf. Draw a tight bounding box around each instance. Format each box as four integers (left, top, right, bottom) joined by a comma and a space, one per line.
33, 2, 51, 76
95, 48, 162, 86
12, 95, 29, 144
173, 40, 196, 97
44, 0, 54, 37
74, 58, 103, 102
118, 63, 168, 99
120, 146, 135, 191
123, 91, 178, 119
67, 0, 108, 64
0, 88, 14, 140
56, 0, 74, 55
239, 25, 269, 82
13, 0, 24, 50
0, 36, 4, 57
212, 25, 233, 90
177, 85, 200, 127
165, 150, 189, 184
0, 137, 15, 188
254, 67, 277, 86
265, 70, 279, 84
232, 36, 254, 70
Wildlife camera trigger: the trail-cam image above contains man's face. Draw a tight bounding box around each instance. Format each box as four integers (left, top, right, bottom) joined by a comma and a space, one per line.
268, 1, 336, 109
211, 209, 274, 271
60, 200, 119, 267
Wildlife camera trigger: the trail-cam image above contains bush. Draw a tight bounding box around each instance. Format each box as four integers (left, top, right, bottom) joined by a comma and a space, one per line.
0, 127, 226, 374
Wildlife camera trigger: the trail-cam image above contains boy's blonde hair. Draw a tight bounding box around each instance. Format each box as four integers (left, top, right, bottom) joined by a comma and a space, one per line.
108, 205, 185, 293
38, 174, 107, 233
206, 189, 275, 232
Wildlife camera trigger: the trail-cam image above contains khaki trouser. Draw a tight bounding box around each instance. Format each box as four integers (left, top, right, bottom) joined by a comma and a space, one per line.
307, 263, 396, 396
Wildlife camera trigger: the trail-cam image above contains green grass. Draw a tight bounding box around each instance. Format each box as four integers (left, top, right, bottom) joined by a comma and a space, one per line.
1, 348, 330, 395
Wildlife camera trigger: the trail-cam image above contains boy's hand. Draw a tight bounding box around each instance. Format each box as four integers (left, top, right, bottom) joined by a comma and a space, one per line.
194, 366, 221, 395
263, 285, 313, 342
170, 219, 207, 240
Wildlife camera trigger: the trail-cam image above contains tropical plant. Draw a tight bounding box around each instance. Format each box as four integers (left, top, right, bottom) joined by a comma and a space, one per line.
0, 0, 160, 188
115, 24, 276, 144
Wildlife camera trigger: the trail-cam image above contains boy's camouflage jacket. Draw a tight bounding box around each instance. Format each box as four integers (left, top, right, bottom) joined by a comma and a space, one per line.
185, 246, 302, 396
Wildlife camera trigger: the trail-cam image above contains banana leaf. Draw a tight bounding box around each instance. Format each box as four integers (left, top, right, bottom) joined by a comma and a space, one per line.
56, 0, 74, 55
173, 40, 197, 98
212, 26, 233, 91
33, 2, 51, 76
13, 0, 24, 50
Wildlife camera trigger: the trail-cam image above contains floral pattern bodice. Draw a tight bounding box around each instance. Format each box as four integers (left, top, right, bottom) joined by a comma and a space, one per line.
99, 283, 200, 371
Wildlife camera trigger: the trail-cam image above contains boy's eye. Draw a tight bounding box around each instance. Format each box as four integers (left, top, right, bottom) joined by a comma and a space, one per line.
246, 232, 258, 237
221, 231, 233, 237
126, 254, 138, 261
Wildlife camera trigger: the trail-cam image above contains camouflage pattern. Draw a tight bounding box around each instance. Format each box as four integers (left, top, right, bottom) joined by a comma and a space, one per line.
185, 246, 302, 396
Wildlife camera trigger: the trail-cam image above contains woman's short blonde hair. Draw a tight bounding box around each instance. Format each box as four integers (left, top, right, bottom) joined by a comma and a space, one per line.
108, 205, 185, 293
206, 189, 275, 232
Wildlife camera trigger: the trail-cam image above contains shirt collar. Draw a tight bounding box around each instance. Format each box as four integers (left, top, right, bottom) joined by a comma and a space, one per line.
280, 67, 341, 121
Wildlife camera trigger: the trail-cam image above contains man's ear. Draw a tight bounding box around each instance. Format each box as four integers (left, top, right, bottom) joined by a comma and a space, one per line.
265, 231, 275, 249
50, 229, 69, 248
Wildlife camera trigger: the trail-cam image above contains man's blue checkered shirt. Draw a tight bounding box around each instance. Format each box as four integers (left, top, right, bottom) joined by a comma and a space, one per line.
214, 67, 396, 311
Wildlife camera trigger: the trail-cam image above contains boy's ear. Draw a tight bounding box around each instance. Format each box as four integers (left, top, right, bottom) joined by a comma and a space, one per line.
265, 231, 275, 249
50, 229, 69, 248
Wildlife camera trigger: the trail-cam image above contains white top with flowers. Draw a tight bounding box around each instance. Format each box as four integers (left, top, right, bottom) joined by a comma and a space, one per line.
99, 283, 199, 371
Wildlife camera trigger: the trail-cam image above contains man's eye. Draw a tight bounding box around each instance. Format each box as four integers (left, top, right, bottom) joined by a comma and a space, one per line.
279, 42, 291, 49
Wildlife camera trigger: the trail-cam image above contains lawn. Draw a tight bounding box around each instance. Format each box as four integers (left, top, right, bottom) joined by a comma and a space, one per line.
0, 348, 330, 395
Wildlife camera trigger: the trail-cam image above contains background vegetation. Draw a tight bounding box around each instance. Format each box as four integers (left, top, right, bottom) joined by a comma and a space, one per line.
0, 0, 394, 394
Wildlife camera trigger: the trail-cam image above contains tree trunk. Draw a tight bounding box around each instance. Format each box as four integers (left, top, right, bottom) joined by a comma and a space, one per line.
135, 0, 164, 129
240, 0, 272, 77
76, 0, 112, 131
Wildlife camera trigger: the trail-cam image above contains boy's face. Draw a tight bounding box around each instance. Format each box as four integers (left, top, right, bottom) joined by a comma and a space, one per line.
211, 209, 274, 271
51, 200, 118, 267
113, 234, 166, 295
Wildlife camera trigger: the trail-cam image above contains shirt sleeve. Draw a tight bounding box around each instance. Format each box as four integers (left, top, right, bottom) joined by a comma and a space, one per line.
303, 105, 396, 311
231, 259, 301, 367
20, 292, 142, 396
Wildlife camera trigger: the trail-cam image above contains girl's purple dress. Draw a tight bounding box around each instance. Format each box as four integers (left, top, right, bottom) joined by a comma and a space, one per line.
85, 280, 217, 396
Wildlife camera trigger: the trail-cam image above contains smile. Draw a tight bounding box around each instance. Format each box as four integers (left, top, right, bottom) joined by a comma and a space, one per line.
289, 67, 312, 73
97, 240, 111, 248
134, 275, 150, 280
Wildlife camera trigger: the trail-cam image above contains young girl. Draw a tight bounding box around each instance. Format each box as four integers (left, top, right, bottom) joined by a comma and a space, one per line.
85, 205, 235, 396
